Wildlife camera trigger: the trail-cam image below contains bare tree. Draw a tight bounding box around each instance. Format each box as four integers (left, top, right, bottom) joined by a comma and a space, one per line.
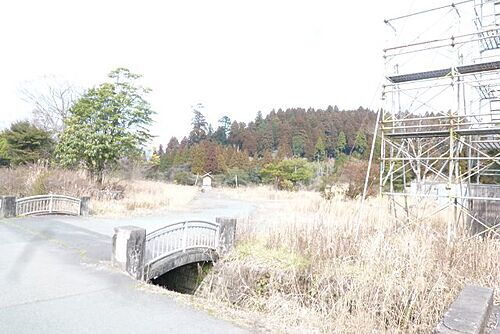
19, 76, 81, 135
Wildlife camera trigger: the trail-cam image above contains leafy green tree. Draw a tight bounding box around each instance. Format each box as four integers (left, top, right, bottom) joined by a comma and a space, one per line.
261, 158, 314, 190
335, 131, 347, 157
56, 68, 154, 184
314, 136, 326, 161
1, 121, 54, 165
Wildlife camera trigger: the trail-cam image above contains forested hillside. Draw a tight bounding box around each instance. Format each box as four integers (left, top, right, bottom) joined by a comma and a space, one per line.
152, 105, 377, 190
0, 68, 377, 193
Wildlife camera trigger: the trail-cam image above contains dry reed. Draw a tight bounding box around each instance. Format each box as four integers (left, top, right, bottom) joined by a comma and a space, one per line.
196, 187, 499, 333
0, 165, 198, 216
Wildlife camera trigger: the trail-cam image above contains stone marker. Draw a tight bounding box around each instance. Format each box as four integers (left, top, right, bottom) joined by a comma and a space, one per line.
112, 226, 146, 280
80, 196, 90, 216
435, 285, 494, 334
0, 196, 16, 218
216, 217, 237, 255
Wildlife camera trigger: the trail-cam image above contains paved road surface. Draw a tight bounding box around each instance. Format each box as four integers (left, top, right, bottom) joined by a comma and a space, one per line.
58, 190, 256, 237
0, 192, 253, 334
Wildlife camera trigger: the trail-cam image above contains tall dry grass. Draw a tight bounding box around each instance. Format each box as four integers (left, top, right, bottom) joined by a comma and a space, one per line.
196, 188, 500, 333
90, 180, 198, 216
0, 165, 198, 216
0, 165, 94, 197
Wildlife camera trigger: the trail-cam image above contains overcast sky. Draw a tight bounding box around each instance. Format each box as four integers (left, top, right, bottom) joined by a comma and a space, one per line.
0, 0, 442, 145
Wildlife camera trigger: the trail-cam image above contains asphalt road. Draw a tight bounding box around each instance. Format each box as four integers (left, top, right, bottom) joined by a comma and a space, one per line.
0, 192, 254, 334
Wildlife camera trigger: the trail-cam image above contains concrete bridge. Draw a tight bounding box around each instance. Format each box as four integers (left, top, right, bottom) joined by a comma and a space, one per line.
112, 217, 236, 292
0, 195, 90, 217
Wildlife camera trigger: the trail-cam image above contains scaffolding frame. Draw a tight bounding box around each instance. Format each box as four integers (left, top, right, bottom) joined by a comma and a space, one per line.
376, 0, 500, 241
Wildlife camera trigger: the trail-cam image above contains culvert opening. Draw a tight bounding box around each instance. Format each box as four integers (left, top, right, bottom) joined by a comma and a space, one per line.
151, 261, 213, 294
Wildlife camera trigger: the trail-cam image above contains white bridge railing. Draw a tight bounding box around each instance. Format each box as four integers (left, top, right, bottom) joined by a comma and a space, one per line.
144, 221, 220, 267
16, 195, 82, 216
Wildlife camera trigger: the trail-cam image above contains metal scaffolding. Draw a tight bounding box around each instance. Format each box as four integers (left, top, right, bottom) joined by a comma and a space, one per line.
378, 0, 500, 240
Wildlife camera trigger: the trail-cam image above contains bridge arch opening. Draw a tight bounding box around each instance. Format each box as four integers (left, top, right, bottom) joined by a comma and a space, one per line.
151, 261, 213, 294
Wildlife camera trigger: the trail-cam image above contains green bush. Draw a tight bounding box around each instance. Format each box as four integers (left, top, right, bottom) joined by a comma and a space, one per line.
174, 171, 195, 185
261, 158, 314, 190
222, 167, 249, 187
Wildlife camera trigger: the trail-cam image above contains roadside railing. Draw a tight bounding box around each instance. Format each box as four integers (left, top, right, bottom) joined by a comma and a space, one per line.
144, 220, 219, 267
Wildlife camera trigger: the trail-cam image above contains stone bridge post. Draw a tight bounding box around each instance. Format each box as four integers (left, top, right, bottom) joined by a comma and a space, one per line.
434, 285, 496, 333
0, 196, 16, 218
216, 217, 237, 255
112, 226, 146, 280
80, 196, 90, 216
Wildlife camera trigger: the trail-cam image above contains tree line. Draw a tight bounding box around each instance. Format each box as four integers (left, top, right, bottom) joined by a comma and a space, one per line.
0, 68, 376, 192
150, 105, 375, 183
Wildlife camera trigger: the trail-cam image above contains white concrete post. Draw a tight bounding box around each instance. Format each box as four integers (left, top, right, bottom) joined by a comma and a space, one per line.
112, 226, 146, 280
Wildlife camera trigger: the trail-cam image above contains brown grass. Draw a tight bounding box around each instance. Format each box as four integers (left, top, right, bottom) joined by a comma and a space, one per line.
195, 187, 500, 333
90, 180, 198, 216
0, 165, 198, 216
0, 164, 94, 197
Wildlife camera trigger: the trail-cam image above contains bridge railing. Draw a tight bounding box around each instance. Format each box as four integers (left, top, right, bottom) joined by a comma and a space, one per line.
16, 195, 82, 216
144, 220, 219, 267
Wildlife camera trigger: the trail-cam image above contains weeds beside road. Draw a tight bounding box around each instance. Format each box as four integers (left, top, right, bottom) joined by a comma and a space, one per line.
1, 166, 498, 333
196, 188, 500, 333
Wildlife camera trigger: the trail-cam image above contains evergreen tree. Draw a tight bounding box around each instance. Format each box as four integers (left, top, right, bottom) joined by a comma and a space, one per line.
203, 141, 219, 173
335, 131, 347, 157
292, 135, 305, 157
167, 137, 180, 151
2, 121, 54, 165
190, 144, 205, 174
189, 103, 208, 145
255, 111, 264, 128
314, 136, 326, 161
219, 116, 231, 136
353, 130, 368, 158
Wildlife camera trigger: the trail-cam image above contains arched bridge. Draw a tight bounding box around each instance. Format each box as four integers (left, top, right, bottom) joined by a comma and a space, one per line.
0, 194, 90, 217
111, 217, 236, 282
143, 221, 220, 281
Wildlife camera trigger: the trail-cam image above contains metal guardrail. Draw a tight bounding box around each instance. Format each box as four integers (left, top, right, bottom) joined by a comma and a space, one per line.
144, 221, 220, 268
15, 195, 82, 216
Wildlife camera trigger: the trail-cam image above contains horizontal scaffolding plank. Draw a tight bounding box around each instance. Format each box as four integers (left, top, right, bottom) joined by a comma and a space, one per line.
387, 60, 500, 83
385, 127, 500, 138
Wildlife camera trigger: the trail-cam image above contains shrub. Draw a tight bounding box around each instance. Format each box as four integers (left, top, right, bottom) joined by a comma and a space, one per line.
261, 158, 314, 190
174, 171, 195, 186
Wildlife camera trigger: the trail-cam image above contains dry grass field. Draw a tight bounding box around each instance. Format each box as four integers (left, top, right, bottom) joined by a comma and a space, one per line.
1, 166, 498, 332
0, 165, 198, 216
194, 187, 500, 333
90, 180, 198, 216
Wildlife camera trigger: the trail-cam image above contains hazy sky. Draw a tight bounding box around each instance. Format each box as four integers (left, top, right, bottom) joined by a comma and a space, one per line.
0, 0, 439, 145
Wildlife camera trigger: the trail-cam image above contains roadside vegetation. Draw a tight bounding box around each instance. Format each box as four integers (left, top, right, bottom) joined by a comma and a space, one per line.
1, 68, 497, 333
194, 188, 500, 333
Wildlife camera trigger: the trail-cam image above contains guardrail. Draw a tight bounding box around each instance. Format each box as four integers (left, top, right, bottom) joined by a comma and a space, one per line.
111, 218, 237, 280
0, 195, 90, 218
16, 195, 82, 216
144, 220, 220, 267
